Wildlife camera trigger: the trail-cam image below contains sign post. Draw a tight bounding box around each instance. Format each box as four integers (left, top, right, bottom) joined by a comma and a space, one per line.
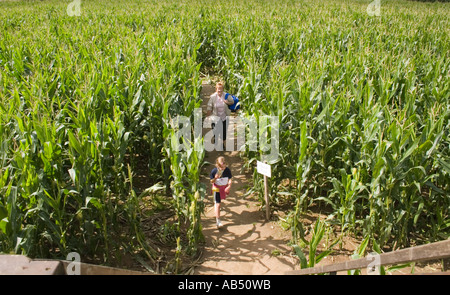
257, 161, 271, 221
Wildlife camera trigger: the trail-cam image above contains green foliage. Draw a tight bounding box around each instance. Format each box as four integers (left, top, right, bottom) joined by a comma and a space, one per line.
200, 0, 450, 249
0, 0, 204, 266
0, 0, 448, 269
293, 218, 340, 270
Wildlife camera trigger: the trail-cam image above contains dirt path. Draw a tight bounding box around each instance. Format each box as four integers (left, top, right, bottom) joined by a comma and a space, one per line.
190, 82, 447, 276
193, 82, 297, 275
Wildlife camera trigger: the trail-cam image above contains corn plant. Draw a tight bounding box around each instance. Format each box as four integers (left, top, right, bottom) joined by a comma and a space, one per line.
0, 0, 205, 267
293, 218, 340, 270
0, 0, 448, 270
203, 0, 449, 250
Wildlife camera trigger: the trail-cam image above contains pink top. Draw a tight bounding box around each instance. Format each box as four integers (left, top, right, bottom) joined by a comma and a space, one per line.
215, 95, 227, 121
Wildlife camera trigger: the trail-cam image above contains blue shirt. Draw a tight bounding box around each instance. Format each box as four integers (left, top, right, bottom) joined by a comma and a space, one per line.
210, 167, 232, 186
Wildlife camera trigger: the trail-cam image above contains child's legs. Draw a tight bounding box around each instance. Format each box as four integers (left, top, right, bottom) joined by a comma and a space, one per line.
215, 203, 221, 219
214, 192, 221, 219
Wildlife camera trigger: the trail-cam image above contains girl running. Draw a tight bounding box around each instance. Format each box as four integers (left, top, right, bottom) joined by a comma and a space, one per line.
209, 156, 232, 228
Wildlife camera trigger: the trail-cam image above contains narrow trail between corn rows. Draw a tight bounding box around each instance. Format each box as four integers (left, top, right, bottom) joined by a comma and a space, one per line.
193, 82, 297, 275
191, 83, 446, 276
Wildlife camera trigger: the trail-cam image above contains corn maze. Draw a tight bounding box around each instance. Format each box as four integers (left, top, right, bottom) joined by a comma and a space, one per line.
0, 0, 449, 273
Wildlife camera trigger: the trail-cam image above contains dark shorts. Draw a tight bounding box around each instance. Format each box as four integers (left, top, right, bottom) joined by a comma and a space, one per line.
214, 192, 221, 204
211, 119, 228, 141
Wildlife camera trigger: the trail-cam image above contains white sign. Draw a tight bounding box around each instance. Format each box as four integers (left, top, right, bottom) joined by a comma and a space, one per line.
257, 161, 271, 178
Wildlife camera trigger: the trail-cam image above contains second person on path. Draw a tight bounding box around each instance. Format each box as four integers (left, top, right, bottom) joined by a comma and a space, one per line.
206, 81, 234, 150
210, 156, 232, 228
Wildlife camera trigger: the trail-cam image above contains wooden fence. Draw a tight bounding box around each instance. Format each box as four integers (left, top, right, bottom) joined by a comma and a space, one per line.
0, 254, 150, 275
285, 239, 450, 275
2, 239, 449, 275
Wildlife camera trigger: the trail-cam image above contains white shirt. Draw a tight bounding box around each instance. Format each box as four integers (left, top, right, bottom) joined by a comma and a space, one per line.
207, 92, 233, 121
215, 95, 227, 121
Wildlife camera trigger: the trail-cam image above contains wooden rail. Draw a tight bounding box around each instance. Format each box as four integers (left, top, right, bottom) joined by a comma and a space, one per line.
0, 255, 151, 275
285, 239, 450, 275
